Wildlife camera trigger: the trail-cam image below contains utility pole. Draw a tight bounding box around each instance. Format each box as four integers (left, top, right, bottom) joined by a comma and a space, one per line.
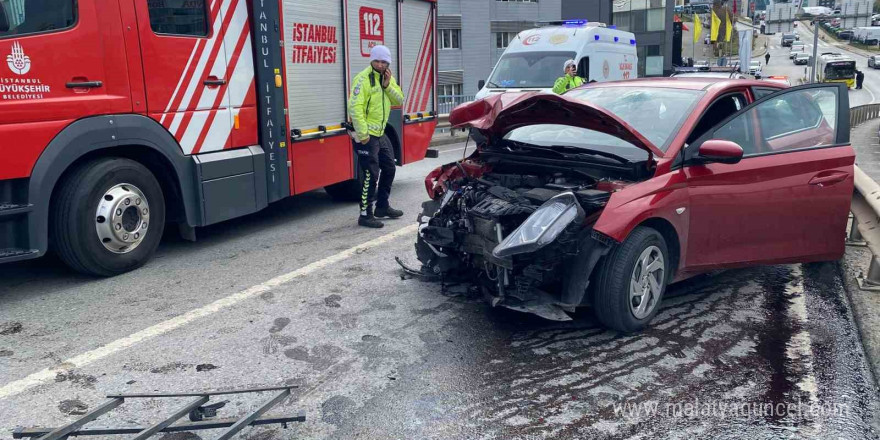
810, 18, 820, 83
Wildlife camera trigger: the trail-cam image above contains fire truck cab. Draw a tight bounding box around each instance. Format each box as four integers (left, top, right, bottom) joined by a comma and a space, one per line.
0, 0, 437, 275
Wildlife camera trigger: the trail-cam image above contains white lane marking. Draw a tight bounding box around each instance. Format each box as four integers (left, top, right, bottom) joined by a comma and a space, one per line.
0, 224, 419, 401
785, 265, 819, 404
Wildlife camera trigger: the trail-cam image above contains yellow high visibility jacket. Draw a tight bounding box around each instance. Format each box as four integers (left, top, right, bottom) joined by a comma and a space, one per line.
348, 65, 405, 142
552, 75, 584, 94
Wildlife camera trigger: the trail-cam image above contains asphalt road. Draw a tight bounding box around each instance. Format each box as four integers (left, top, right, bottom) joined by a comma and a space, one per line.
1, 138, 878, 439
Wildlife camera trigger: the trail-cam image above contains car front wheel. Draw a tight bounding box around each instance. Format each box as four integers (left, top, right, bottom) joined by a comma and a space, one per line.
592, 226, 669, 333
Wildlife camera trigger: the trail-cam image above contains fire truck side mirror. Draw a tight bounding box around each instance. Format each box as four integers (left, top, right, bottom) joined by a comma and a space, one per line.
478, 80, 486, 90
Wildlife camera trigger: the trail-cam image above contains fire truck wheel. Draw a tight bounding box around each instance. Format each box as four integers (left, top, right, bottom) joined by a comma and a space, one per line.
324, 166, 366, 202
52, 158, 166, 276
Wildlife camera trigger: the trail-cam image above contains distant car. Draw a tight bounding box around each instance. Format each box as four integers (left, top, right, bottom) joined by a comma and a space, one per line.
782, 33, 797, 46
794, 53, 811, 65
790, 44, 806, 59
869, 55, 880, 68
749, 60, 763, 77
764, 75, 791, 86
839, 30, 854, 40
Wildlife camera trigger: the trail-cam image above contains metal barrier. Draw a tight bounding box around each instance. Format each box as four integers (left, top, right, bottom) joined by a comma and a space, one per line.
849, 103, 880, 289
437, 95, 475, 115
850, 103, 880, 128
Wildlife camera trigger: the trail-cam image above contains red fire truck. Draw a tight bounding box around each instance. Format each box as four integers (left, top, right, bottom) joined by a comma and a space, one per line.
0, 0, 437, 275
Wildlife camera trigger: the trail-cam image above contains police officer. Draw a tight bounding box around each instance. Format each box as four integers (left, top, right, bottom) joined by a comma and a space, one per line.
552, 59, 584, 94
348, 45, 406, 228
856, 69, 865, 89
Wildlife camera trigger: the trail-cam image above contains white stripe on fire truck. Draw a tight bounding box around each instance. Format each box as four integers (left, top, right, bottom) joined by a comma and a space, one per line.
406, 17, 432, 114
196, 23, 254, 153
159, 0, 217, 125
168, 0, 234, 137
413, 20, 434, 114
180, 0, 249, 154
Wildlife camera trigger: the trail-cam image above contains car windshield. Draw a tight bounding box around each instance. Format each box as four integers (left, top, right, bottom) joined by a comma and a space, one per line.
750, 61, 761, 67
487, 51, 577, 88
503, 87, 703, 157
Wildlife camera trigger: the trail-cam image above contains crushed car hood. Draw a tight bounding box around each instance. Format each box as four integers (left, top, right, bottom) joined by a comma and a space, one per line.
449, 92, 665, 159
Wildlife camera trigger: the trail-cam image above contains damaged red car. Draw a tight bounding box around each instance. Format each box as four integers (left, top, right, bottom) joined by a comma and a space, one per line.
415, 79, 854, 332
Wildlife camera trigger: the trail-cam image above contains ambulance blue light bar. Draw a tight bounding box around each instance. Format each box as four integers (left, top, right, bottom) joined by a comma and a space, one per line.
563, 19, 588, 25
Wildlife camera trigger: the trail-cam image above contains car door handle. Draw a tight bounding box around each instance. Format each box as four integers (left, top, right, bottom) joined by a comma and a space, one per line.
203, 78, 227, 86
809, 173, 848, 186
65, 81, 103, 88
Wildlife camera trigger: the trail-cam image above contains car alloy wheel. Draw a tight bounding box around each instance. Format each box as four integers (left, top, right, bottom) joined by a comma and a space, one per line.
629, 245, 665, 319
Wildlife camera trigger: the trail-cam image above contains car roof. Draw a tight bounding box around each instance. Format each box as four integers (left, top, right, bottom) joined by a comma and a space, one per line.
584, 77, 784, 91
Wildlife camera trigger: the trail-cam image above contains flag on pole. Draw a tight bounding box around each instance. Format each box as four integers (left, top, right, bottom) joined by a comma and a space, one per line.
725, 11, 733, 42
710, 9, 721, 42
693, 13, 702, 43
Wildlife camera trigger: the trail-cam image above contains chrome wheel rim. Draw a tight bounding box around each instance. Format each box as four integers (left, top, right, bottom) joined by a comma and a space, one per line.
629, 245, 665, 319
95, 183, 150, 254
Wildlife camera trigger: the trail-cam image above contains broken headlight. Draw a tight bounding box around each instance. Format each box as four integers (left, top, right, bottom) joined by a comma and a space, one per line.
492, 192, 584, 258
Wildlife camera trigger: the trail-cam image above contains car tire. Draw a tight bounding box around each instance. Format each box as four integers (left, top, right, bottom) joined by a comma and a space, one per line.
52, 158, 166, 276
324, 166, 366, 202
592, 226, 669, 333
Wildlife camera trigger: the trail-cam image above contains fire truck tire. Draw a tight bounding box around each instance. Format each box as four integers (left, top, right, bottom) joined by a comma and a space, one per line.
52, 158, 166, 276
324, 166, 366, 202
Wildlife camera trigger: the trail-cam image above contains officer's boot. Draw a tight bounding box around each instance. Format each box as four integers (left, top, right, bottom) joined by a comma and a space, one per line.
358, 205, 384, 228
374, 205, 404, 218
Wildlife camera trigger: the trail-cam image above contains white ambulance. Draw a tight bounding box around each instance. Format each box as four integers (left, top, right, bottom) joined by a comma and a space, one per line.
475, 20, 638, 100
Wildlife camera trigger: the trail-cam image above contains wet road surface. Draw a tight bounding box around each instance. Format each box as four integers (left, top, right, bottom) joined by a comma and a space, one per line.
0, 143, 878, 439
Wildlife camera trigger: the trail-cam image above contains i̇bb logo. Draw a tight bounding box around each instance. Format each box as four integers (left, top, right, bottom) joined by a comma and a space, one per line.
7, 42, 31, 75
522, 34, 541, 46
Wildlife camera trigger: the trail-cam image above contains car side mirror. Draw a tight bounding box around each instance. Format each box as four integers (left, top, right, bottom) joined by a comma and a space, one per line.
478, 80, 486, 90
697, 139, 744, 164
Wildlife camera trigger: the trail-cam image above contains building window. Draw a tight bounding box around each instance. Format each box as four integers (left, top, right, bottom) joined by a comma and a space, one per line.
496, 32, 517, 48
439, 29, 460, 49
148, 0, 209, 36
637, 44, 664, 76
439, 83, 463, 96
613, 0, 666, 33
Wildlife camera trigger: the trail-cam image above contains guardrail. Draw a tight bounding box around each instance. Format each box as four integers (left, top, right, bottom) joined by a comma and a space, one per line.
850, 103, 880, 128
436, 113, 450, 130
849, 103, 880, 289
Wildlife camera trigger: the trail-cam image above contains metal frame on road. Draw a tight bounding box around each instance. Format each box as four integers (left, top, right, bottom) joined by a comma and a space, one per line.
12, 386, 305, 439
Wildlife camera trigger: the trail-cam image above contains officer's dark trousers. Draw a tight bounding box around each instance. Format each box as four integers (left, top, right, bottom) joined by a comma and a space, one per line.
356, 134, 396, 215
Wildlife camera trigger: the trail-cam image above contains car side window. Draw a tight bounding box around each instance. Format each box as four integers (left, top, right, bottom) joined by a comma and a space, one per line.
0, 0, 77, 39
148, 0, 210, 37
711, 87, 839, 156
686, 93, 746, 144
751, 87, 778, 99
